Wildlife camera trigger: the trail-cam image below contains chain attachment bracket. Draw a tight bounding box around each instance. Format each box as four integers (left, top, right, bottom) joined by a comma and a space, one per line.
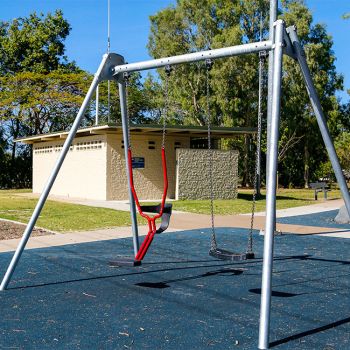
205, 58, 214, 71
165, 64, 172, 77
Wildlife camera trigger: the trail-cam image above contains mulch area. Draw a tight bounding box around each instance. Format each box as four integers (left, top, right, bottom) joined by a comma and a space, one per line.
0, 220, 53, 240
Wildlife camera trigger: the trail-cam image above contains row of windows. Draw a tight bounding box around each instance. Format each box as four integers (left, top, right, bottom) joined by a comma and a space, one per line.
121, 140, 182, 150
34, 141, 103, 154
76, 140, 103, 151
34, 138, 213, 154
34, 145, 53, 154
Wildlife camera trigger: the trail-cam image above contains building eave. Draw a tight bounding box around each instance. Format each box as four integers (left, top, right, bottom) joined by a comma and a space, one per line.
15, 124, 257, 144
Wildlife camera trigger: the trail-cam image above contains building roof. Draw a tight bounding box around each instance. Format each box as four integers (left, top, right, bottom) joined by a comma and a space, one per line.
16, 124, 257, 144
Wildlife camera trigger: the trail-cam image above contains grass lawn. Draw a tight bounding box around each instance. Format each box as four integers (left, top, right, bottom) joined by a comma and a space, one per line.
0, 189, 132, 232
0, 188, 342, 232
171, 188, 342, 215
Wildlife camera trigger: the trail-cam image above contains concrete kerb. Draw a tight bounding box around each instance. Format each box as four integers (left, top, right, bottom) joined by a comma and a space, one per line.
0, 217, 59, 236
1, 197, 348, 254
241, 198, 345, 218
0, 225, 163, 253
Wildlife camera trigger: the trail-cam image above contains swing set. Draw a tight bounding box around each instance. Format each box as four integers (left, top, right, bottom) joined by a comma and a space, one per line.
110, 57, 262, 266
2, 1, 350, 349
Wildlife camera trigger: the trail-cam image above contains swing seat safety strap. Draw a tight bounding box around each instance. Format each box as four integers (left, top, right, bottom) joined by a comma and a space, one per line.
127, 147, 169, 261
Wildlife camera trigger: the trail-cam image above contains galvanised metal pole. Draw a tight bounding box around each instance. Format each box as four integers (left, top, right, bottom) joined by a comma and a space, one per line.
287, 26, 350, 217
0, 54, 115, 291
118, 78, 139, 255
113, 41, 272, 75
258, 19, 285, 349
266, 1, 278, 189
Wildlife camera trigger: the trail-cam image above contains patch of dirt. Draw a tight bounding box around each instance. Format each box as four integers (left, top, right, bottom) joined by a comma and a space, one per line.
0, 220, 54, 240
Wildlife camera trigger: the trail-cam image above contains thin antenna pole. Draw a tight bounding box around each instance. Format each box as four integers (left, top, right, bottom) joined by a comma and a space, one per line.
260, 10, 263, 42
107, 0, 111, 123
107, 0, 110, 54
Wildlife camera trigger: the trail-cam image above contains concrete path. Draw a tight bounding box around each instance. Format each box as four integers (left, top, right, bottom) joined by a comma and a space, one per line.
251, 198, 344, 217
17, 193, 180, 212
18, 193, 344, 216
1, 197, 348, 254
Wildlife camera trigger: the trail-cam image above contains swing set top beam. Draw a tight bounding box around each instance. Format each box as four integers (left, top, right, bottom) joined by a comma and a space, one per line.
112, 40, 272, 75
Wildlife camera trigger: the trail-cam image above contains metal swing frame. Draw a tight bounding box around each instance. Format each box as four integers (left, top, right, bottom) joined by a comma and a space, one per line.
109, 69, 172, 266
1, 3, 350, 349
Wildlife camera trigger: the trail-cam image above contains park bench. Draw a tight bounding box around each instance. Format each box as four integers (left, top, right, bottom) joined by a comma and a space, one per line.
309, 182, 331, 200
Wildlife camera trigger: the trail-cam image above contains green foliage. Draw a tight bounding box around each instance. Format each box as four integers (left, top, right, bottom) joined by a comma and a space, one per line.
0, 71, 93, 133
0, 70, 94, 189
96, 73, 155, 125
1, 4, 348, 191
0, 11, 81, 188
0, 190, 132, 231
334, 132, 350, 172
147, 0, 268, 127
171, 188, 341, 215
0, 10, 76, 74
315, 132, 350, 182
279, 3, 344, 186
147, 0, 345, 187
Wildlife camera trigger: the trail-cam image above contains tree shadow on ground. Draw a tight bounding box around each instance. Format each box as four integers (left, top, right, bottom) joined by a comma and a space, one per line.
237, 193, 307, 201
270, 316, 350, 348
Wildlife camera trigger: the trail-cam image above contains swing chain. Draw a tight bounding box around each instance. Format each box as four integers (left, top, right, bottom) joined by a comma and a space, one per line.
248, 51, 265, 254
123, 72, 132, 149
205, 60, 217, 252
163, 65, 172, 149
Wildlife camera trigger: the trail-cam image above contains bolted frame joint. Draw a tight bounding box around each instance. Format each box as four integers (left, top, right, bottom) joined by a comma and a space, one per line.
97, 53, 125, 83
285, 25, 302, 60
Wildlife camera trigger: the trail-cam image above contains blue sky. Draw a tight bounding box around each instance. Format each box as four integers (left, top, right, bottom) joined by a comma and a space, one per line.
2, 0, 349, 101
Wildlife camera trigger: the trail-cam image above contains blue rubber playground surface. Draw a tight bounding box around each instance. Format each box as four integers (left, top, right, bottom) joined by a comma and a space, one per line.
0, 226, 350, 349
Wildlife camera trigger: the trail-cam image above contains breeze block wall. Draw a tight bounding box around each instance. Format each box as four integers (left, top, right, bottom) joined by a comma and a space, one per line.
176, 149, 239, 200
107, 134, 190, 200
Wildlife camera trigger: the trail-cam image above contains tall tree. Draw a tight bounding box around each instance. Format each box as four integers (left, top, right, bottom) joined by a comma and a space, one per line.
0, 10, 75, 74
281, 2, 343, 186
147, 0, 344, 187
0, 11, 80, 188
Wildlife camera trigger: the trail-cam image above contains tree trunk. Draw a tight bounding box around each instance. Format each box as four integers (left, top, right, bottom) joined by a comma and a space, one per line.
11, 119, 20, 161
304, 143, 310, 188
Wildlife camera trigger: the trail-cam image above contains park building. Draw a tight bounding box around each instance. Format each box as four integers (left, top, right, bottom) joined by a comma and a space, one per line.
17, 124, 256, 201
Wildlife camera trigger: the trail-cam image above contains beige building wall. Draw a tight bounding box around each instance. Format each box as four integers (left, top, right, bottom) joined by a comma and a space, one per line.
176, 149, 239, 200
33, 135, 108, 200
32, 132, 239, 201
107, 134, 190, 200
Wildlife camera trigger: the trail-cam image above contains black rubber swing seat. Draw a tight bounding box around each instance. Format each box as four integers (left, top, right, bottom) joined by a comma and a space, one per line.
109, 259, 141, 267
209, 248, 254, 261
139, 203, 172, 233
109, 203, 172, 267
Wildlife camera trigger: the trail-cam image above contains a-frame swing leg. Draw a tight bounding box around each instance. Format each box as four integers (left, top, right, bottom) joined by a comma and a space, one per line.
258, 19, 285, 350
0, 53, 124, 291
287, 26, 350, 216
258, 22, 350, 350
117, 77, 140, 255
